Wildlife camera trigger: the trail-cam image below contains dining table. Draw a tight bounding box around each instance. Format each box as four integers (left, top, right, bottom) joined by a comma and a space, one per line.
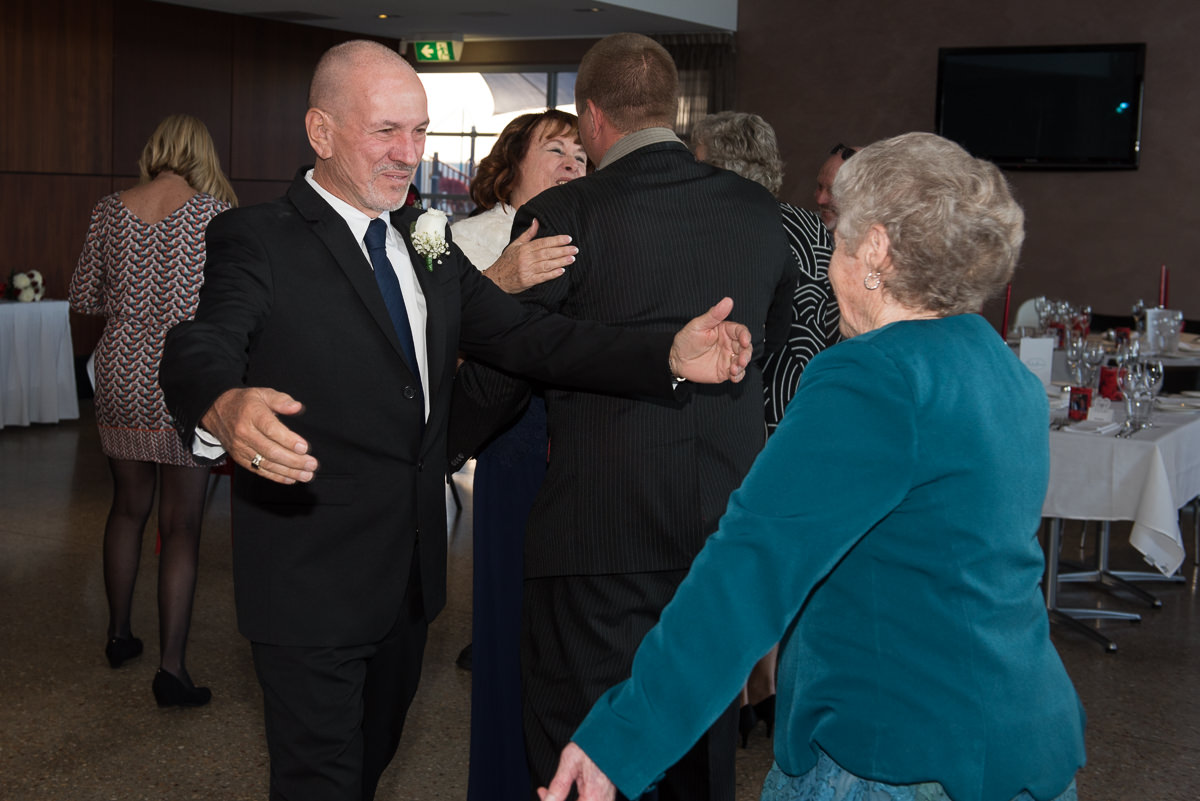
1042, 394, 1200, 650
0, 299, 80, 429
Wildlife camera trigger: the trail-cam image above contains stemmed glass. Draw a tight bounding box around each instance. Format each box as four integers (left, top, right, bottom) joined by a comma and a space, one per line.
1131, 299, 1147, 336
1074, 305, 1092, 338
1034, 297, 1052, 336
1142, 359, 1165, 429
1082, 342, 1106, 389
1064, 330, 1085, 385
1117, 362, 1148, 436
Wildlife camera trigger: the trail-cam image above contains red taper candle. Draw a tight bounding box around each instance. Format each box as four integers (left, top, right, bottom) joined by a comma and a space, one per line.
1159, 264, 1169, 307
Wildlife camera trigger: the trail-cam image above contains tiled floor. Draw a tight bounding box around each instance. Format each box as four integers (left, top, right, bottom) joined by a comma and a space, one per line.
1, 404, 1198, 800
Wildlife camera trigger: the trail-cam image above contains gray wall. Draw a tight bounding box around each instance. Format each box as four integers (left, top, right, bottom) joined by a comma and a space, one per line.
735, 0, 1199, 327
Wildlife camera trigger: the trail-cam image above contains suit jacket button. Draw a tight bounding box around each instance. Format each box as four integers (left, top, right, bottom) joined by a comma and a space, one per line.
403, 386, 416, 399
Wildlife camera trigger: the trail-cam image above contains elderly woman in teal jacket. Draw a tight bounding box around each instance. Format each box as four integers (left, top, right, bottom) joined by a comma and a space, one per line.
539, 132, 1085, 801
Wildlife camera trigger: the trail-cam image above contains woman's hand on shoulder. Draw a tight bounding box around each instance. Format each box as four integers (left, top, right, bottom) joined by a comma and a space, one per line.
485, 218, 577, 294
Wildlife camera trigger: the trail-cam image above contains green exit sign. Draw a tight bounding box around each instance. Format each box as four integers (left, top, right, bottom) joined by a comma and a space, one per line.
414, 41, 462, 62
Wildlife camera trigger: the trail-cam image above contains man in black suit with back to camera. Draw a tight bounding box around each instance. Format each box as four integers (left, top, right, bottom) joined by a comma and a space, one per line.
159, 38, 756, 801
451, 32, 797, 801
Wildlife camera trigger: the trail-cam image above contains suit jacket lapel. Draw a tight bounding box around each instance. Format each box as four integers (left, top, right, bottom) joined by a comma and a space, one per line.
394, 206, 448, 414
287, 174, 419, 373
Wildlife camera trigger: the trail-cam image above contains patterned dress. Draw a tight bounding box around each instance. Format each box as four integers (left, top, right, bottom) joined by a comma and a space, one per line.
69, 192, 229, 464
761, 202, 841, 432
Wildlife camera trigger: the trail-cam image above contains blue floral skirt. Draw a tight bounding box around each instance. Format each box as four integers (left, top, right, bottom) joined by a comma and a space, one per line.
760, 750, 1077, 801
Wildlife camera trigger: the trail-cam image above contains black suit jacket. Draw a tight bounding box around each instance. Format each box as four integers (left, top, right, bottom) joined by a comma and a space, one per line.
160, 170, 685, 647
452, 141, 798, 578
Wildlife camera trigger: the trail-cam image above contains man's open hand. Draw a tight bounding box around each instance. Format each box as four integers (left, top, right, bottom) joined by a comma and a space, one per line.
668, 297, 753, 384
201, 387, 318, 484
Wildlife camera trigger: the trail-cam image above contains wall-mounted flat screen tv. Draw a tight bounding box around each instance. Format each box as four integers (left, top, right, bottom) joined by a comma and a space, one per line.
936, 43, 1145, 169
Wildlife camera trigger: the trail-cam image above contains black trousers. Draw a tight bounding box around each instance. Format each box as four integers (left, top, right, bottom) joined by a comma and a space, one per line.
250, 560, 428, 801
522, 571, 738, 801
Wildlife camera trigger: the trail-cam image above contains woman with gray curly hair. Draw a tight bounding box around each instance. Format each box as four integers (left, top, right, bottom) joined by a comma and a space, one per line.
691, 112, 840, 435
539, 132, 1085, 801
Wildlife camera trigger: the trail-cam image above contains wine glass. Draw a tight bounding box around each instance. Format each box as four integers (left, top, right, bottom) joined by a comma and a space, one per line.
1117, 362, 1146, 436
1034, 296, 1051, 335
1083, 342, 1106, 388
1064, 330, 1085, 385
1146, 359, 1165, 397
1142, 359, 1165, 429
1131, 298, 1147, 336
1074, 304, 1092, 339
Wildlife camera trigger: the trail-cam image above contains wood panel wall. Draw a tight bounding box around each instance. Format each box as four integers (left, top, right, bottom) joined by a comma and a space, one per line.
1, 0, 380, 354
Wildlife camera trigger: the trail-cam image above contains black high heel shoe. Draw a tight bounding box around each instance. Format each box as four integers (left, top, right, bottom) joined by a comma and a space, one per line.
753, 695, 776, 739
738, 704, 759, 748
152, 669, 212, 708
105, 636, 143, 668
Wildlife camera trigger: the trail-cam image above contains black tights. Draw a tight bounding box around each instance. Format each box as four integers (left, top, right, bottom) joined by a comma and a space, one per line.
103, 458, 212, 681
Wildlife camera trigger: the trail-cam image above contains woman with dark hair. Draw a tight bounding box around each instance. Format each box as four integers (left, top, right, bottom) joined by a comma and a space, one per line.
69, 114, 236, 707
451, 108, 587, 801
453, 109, 587, 290
540, 133, 1086, 801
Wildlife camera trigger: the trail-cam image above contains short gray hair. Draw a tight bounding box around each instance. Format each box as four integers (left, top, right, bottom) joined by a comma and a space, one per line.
690, 111, 783, 197
833, 132, 1024, 315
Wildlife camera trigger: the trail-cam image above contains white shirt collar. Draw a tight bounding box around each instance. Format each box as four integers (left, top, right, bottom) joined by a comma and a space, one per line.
304, 169, 392, 247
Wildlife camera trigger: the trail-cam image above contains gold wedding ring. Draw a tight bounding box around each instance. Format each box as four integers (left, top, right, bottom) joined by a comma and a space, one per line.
251, 453, 263, 470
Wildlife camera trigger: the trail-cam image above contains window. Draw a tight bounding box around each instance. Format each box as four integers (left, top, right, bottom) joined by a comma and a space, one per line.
415, 69, 577, 219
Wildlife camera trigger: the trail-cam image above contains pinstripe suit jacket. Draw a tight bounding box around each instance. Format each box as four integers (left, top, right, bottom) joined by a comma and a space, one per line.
453, 141, 797, 579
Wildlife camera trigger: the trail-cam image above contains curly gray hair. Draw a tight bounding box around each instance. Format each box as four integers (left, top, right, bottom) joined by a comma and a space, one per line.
690, 111, 784, 197
833, 132, 1024, 315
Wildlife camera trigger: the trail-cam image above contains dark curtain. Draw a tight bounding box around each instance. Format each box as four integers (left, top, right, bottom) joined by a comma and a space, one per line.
653, 33, 737, 137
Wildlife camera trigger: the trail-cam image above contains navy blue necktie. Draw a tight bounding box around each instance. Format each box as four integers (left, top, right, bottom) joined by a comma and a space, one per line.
364, 218, 421, 380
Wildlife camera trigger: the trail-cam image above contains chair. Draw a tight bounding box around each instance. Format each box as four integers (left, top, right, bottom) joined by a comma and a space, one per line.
1013, 298, 1041, 329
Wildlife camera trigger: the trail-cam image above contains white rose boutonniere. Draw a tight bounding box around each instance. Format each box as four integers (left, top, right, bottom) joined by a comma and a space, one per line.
410, 209, 450, 272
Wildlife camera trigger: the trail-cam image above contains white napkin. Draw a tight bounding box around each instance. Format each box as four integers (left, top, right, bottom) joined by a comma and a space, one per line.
1062, 420, 1123, 435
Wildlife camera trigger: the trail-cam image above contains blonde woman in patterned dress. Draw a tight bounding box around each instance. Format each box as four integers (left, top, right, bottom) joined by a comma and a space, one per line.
69, 114, 235, 708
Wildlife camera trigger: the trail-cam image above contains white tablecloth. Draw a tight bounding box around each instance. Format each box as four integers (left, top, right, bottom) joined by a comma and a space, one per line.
0, 300, 79, 428
1045, 408, 1200, 575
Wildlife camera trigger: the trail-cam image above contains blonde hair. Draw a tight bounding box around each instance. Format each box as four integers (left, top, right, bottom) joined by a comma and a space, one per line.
137, 114, 238, 207
834, 132, 1024, 315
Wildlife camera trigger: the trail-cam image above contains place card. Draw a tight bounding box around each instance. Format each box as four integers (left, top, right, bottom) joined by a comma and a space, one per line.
1087, 395, 1114, 423
1019, 337, 1055, 387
